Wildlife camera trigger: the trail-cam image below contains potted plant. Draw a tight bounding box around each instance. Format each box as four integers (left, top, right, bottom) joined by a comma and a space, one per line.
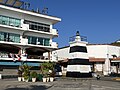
30, 71, 38, 82
40, 62, 50, 82
48, 62, 55, 82
23, 72, 29, 82
40, 62, 55, 82
22, 64, 31, 82
49, 70, 55, 82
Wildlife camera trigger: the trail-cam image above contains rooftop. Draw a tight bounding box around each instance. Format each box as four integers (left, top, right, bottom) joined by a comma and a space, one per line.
0, 0, 24, 8
0, 0, 61, 23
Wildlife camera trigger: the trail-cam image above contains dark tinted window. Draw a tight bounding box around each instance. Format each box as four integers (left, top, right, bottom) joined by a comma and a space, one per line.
24, 20, 50, 32
70, 46, 87, 53
68, 58, 90, 65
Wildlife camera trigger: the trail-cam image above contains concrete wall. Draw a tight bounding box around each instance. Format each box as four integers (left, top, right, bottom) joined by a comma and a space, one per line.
87, 45, 120, 58
52, 47, 72, 61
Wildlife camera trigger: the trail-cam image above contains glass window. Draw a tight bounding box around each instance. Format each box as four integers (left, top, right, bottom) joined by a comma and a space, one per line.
3, 32, 7, 41
44, 38, 50, 46
28, 36, 37, 45
28, 36, 31, 44
24, 20, 50, 32
70, 46, 87, 53
9, 18, 15, 26
0, 15, 21, 28
2, 16, 9, 25
9, 33, 14, 42
0, 15, 2, 24
15, 19, 21, 27
38, 38, 43, 45
68, 59, 90, 65
0, 32, 7, 41
27, 36, 50, 46
8, 33, 20, 43
31, 37, 37, 44
0, 32, 20, 43
14, 34, 20, 43
0, 32, 5, 41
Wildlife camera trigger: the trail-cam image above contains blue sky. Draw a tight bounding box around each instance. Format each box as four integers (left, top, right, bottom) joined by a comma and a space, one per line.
25, 0, 120, 47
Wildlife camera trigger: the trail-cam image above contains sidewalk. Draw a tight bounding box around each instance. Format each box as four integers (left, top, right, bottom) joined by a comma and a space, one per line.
0, 76, 120, 90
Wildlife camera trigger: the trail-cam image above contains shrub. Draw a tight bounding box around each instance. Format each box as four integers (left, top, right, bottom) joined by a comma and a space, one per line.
40, 62, 55, 77
30, 71, 37, 78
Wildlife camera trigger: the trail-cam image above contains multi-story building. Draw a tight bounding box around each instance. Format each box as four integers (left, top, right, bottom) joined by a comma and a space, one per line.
0, 0, 61, 69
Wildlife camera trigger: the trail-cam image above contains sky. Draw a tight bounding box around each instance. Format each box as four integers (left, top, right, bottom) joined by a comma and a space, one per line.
24, 0, 120, 47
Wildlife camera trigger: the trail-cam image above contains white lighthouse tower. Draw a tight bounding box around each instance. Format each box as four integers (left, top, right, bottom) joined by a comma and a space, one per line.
66, 31, 92, 77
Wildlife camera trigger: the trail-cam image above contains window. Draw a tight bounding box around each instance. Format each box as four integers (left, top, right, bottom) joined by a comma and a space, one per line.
28, 36, 31, 44
38, 38, 43, 45
9, 18, 15, 26
31, 37, 37, 44
15, 19, 21, 27
0, 32, 20, 43
24, 20, 50, 32
69, 46, 87, 53
44, 38, 50, 46
2, 16, 9, 25
28, 36, 37, 45
0, 15, 2, 24
28, 36, 50, 46
9, 33, 20, 43
0, 32, 5, 41
0, 15, 21, 28
68, 59, 90, 65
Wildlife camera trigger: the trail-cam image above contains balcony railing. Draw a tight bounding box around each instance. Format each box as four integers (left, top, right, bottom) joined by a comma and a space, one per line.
21, 38, 28, 45
0, 52, 50, 61
69, 35, 87, 42
50, 42, 58, 48
21, 24, 29, 30
51, 29, 58, 36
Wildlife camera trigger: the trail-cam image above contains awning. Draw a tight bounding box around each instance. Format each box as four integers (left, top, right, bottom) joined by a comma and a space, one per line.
111, 58, 120, 62
89, 57, 105, 62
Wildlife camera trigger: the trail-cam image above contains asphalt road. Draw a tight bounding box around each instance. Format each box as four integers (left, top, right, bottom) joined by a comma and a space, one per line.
0, 77, 120, 90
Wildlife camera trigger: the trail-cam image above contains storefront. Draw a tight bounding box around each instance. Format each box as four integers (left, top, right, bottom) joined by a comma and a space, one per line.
111, 58, 120, 74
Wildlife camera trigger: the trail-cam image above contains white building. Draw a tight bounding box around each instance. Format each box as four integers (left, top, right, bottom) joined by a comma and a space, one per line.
88, 45, 120, 75
0, 0, 61, 68
51, 34, 120, 76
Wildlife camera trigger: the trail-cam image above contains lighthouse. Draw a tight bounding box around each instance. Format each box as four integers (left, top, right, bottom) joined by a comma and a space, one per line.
66, 31, 92, 78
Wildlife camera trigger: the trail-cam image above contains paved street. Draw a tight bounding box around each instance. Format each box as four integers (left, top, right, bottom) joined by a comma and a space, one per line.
0, 77, 120, 90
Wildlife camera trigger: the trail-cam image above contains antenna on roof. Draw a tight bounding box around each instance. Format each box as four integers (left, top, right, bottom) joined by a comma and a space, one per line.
36, 8, 40, 13
42, 7, 48, 15
24, 2, 30, 10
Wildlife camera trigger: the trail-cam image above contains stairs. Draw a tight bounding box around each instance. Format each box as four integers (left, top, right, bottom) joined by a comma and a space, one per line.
0, 69, 18, 79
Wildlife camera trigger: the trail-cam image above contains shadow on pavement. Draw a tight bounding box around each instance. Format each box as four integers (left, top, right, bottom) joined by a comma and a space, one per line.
5, 85, 53, 90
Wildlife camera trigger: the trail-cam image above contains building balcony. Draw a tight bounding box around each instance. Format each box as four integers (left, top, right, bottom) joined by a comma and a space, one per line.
51, 29, 58, 36
50, 42, 58, 48
21, 24, 58, 37
21, 24, 29, 30
21, 38, 28, 45
0, 53, 50, 62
